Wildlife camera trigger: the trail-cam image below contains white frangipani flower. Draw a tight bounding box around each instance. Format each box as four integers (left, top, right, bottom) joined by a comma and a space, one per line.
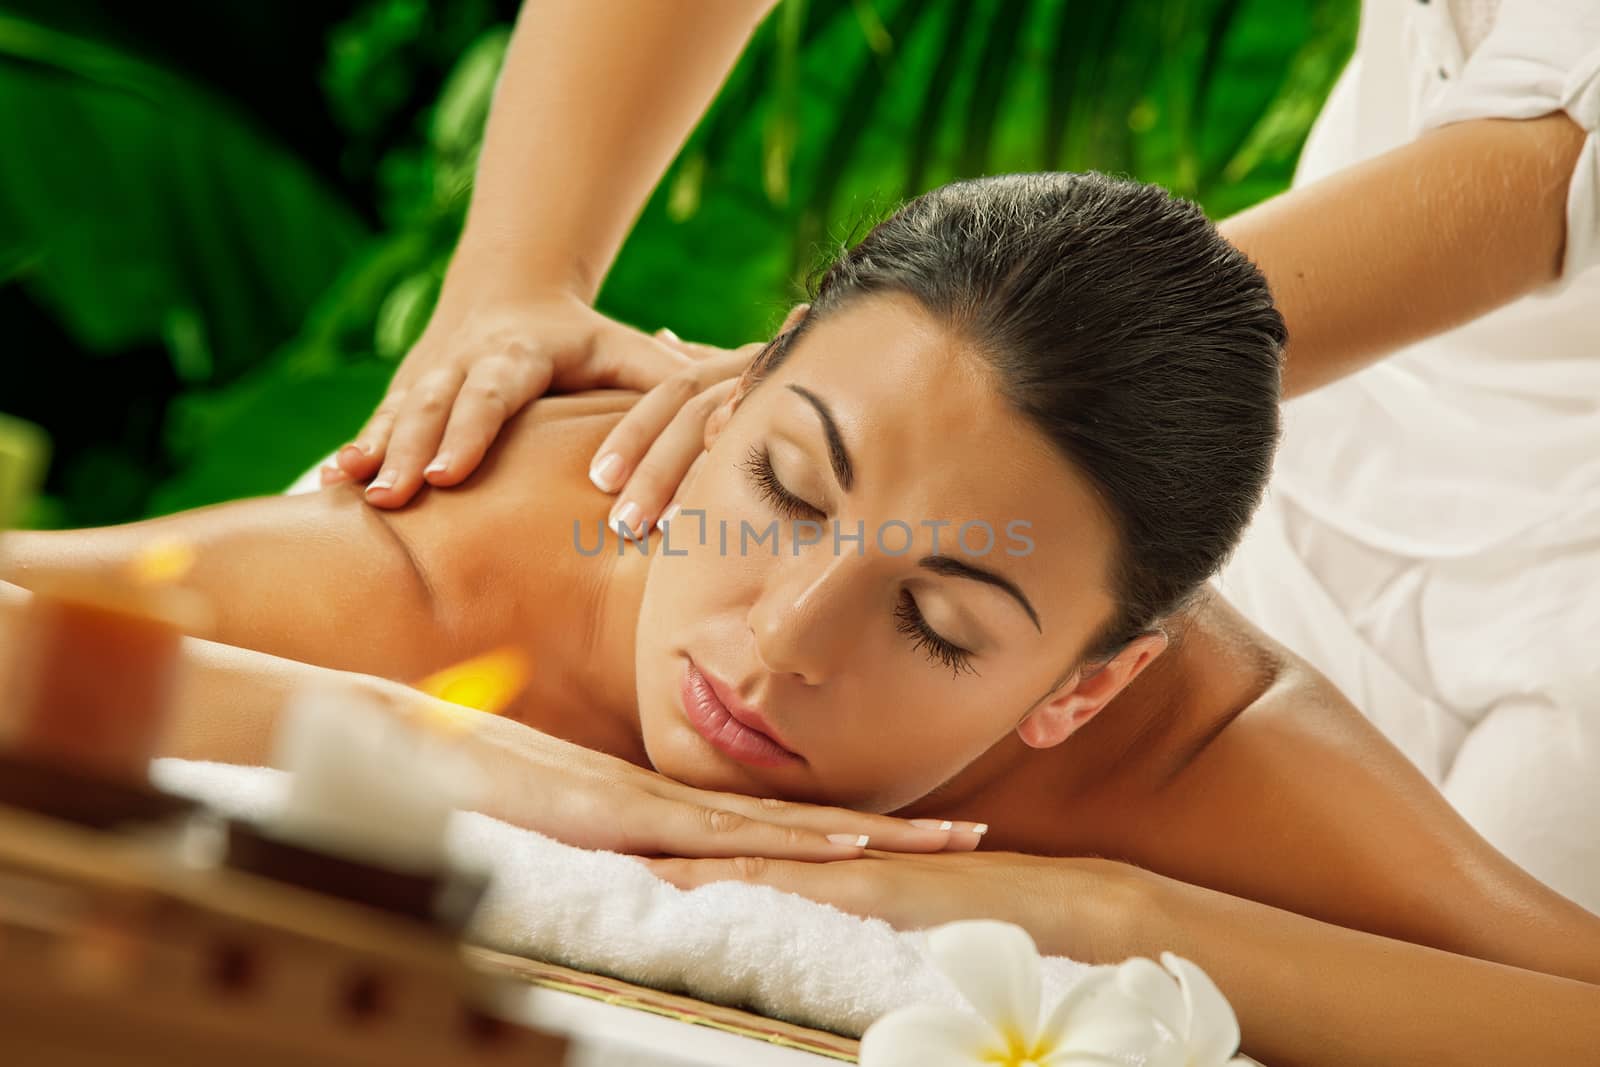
859, 920, 1191, 1067
1112, 952, 1252, 1067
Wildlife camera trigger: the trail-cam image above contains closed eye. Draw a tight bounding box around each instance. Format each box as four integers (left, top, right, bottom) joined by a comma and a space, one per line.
895, 590, 977, 678
741, 443, 976, 678
742, 443, 823, 520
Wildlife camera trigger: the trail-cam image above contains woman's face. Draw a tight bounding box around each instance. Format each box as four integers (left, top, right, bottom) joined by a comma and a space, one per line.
633, 294, 1127, 812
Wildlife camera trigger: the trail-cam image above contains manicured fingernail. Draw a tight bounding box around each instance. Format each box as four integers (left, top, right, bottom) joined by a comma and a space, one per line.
655, 504, 680, 532
827, 834, 870, 847
611, 501, 642, 538
590, 452, 623, 491
366, 471, 395, 494
971, 823, 988, 835
656, 327, 680, 342
909, 819, 954, 831
424, 455, 449, 476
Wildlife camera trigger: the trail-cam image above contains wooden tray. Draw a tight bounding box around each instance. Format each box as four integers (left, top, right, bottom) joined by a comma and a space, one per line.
0, 796, 863, 1063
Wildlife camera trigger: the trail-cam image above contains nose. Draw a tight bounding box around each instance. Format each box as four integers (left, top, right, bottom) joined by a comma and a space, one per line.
747, 552, 860, 686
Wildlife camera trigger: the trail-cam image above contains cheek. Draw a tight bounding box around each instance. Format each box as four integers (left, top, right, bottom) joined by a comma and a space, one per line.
827, 675, 997, 777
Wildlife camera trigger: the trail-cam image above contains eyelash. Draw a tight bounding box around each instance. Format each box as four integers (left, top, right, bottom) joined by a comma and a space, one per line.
741, 443, 819, 520
740, 443, 978, 678
895, 590, 977, 678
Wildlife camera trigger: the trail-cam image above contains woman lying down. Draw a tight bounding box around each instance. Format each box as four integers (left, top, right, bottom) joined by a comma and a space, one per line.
4, 174, 1598, 1063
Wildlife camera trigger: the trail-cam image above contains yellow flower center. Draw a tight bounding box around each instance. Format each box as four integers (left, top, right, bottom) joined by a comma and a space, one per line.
982, 1026, 1049, 1066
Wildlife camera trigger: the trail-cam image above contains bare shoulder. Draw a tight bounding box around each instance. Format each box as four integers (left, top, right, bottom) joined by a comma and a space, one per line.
1111, 592, 1600, 971
1092, 587, 1294, 793
476, 389, 639, 477
373, 389, 638, 642
1117, 588, 1430, 855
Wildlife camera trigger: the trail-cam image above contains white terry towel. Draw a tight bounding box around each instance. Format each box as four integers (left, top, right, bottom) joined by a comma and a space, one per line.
151, 758, 1094, 1039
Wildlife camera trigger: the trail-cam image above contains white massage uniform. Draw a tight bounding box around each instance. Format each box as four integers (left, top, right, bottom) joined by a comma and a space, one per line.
1214, 0, 1600, 911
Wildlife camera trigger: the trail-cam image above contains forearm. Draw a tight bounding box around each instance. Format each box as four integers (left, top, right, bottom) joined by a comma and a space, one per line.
1119, 867, 1600, 1066
443, 0, 775, 309
1220, 112, 1587, 397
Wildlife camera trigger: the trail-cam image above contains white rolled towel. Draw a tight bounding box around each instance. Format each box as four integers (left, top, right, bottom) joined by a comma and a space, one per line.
151, 758, 1094, 1038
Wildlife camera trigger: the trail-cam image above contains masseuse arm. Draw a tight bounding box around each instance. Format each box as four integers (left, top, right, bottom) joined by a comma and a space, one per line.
1220, 111, 1588, 396
340, 0, 777, 504
583, 111, 1591, 533
329, 3, 1591, 508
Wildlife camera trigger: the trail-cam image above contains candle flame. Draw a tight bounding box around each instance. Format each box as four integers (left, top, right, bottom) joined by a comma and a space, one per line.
128, 539, 197, 586
410, 646, 531, 735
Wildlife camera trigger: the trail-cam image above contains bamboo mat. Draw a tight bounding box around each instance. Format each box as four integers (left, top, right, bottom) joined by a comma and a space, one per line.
469, 947, 862, 1063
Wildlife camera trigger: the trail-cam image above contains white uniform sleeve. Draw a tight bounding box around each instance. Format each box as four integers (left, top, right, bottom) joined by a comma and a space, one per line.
1419, 0, 1600, 282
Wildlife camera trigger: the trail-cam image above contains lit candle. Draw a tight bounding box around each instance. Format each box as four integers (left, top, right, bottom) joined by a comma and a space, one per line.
6, 551, 209, 784
271, 677, 484, 872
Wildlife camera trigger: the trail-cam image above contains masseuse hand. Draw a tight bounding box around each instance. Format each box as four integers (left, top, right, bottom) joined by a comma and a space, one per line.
328, 291, 697, 507
586, 330, 759, 533
639, 850, 1148, 964
455, 701, 985, 860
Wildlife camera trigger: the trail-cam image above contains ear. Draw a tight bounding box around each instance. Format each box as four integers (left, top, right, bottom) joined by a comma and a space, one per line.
703, 303, 811, 453
1015, 632, 1170, 749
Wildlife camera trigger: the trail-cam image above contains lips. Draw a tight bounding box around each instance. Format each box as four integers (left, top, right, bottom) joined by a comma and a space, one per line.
680, 659, 802, 768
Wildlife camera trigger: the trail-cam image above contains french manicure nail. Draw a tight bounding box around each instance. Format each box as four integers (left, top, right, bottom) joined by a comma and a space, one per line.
971, 823, 989, 835
611, 501, 641, 537
655, 503, 681, 532
657, 327, 681, 343
827, 834, 870, 848
424, 455, 449, 476
590, 452, 623, 492
909, 819, 954, 831
366, 471, 396, 494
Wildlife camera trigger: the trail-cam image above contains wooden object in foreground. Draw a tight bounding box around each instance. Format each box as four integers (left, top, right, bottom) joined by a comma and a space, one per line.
0, 801, 569, 1066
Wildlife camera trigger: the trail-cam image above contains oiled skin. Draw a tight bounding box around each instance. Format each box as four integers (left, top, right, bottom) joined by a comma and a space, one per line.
6, 390, 1599, 987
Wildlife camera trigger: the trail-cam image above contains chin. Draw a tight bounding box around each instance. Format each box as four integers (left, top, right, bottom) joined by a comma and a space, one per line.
638, 698, 748, 790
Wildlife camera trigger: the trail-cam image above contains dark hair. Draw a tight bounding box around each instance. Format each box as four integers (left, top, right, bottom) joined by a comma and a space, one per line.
744, 172, 1285, 661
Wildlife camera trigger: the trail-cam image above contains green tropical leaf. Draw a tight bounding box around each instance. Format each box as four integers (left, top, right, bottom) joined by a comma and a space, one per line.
4, 1, 1355, 524
151, 357, 393, 515
0, 12, 366, 382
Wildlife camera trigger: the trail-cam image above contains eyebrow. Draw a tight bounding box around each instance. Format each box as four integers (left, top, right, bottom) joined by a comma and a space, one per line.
786, 384, 854, 492
919, 555, 1042, 633
786, 383, 1039, 632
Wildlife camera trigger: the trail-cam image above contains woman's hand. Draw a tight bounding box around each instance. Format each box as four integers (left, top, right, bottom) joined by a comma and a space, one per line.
331, 292, 696, 507
638, 849, 1146, 964
455, 701, 986, 861
585, 332, 756, 536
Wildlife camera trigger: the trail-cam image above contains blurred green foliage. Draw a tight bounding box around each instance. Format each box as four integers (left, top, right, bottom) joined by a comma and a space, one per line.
0, 0, 1356, 528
